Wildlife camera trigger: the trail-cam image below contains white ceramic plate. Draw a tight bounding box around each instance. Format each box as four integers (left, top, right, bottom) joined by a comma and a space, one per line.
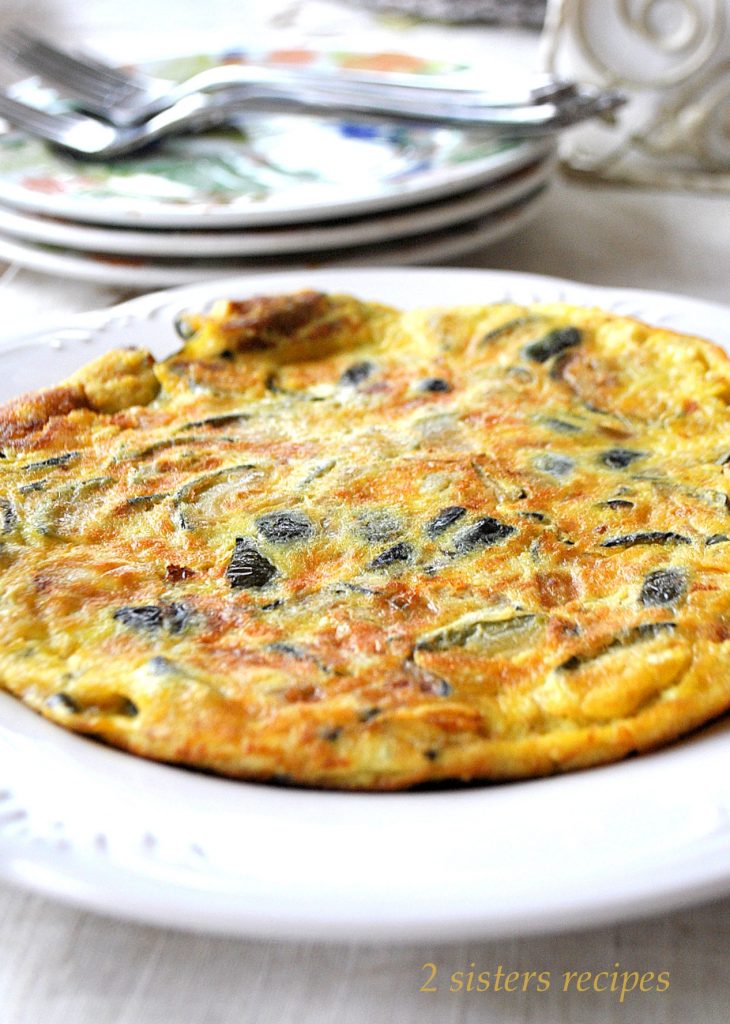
0, 48, 553, 228
0, 187, 547, 287
0, 157, 554, 257
2, 268, 730, 944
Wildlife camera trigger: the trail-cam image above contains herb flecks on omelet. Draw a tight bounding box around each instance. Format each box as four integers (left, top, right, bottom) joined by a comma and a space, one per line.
2, 290, 730, 789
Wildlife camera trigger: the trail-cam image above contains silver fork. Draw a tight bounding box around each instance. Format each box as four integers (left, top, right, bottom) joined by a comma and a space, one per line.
1, 28, 588, 127
0, 83, 625, 161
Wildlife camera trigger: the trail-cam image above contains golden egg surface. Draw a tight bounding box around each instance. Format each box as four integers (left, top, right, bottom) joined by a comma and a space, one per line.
2, 290, 730, 789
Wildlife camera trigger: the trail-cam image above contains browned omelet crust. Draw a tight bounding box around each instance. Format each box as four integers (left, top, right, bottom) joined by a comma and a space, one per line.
2, 289, 730, 789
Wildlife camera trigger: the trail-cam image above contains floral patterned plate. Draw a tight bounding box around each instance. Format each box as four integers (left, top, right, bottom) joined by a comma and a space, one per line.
0, 157, 554, 257
0, 46, 553, 228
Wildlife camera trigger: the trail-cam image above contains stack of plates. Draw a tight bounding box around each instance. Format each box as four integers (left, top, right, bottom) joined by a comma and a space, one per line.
0, 46, 556, 287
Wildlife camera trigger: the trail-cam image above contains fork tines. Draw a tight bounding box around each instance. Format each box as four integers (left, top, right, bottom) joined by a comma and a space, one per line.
0, 27, 147, 105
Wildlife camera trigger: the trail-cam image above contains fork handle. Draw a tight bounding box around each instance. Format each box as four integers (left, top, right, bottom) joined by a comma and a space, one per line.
116, 65, 579, 126
134, 81, 623, 146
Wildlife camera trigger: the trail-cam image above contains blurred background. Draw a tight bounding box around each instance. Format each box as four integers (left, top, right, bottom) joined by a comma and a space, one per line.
0, 0, 726, 320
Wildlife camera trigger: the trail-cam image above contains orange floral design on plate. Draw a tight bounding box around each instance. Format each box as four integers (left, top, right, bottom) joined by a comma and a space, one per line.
337, 52, 430, 73
266, 49, 316, 66
22, 176, 66, 195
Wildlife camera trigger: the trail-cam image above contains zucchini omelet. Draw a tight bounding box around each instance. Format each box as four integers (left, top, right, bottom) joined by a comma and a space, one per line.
2, 289, 730, 790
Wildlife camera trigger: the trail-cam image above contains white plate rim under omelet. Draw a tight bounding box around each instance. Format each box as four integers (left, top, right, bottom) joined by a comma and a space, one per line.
1, 267, 730, 943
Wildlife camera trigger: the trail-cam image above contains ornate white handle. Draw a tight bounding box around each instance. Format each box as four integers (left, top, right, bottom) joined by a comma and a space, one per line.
542, 0, 730, 188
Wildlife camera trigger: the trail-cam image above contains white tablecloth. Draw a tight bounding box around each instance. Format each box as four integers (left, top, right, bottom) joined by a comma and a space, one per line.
1, 3, 729, 1022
